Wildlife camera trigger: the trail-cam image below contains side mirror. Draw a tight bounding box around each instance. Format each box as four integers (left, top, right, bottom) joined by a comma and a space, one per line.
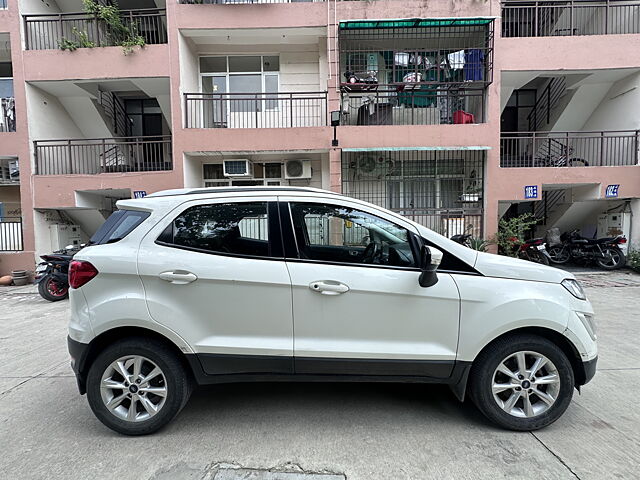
418, 245, 442, 288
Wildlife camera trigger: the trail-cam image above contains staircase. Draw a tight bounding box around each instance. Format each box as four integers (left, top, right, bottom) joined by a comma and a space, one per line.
534, 189, 566, 224
527, 77, 567, 131
97, 91, 131, 137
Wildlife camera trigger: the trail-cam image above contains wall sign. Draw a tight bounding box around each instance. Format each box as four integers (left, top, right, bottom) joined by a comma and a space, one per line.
524, 185, 538, 199
605, 185, 619, 198
133, 191, 147, 199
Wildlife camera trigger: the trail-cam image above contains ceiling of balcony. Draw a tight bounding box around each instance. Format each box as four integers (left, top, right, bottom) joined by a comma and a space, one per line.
182, 27, 326, 46
27, 77, 169, 99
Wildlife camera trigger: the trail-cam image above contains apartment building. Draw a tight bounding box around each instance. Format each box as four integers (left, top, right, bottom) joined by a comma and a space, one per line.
1, 0, 640, 274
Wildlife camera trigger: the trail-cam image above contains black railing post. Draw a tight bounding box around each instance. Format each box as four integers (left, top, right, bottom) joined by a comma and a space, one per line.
34, 142, 39, 174
67, 140, 73, 174
101, 138, 106, 172
290, 93, 294, 128
605, 0, 610, 34
600, 131, 605, 166
635, 130, 639, 165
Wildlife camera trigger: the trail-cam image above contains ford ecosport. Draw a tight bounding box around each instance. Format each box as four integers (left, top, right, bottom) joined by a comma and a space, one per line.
67, 187, 597, 435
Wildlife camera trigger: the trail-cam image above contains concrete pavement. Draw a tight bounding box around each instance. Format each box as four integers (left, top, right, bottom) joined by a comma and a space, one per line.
0, 272, 639, 480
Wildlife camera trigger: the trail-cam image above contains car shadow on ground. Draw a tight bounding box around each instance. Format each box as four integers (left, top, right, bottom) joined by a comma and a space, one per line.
169, 381, 494, 434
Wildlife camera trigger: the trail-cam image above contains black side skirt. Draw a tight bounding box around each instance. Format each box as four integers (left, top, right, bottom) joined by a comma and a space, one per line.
188, 353, 468, 387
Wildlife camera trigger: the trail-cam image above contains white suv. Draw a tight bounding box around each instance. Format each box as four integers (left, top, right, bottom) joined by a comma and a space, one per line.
67, 187, 597, 435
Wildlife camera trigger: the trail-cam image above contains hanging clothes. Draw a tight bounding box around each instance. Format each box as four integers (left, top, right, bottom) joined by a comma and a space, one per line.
464, 49, 484, 82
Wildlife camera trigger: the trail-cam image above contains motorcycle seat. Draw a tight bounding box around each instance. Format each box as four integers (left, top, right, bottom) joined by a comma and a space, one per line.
596, 237, 615, 243
572, 239, 589, 244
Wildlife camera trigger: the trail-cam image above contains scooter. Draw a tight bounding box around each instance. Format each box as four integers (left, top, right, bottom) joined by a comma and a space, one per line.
34, 245, 81, 301
547, 230, 627, 270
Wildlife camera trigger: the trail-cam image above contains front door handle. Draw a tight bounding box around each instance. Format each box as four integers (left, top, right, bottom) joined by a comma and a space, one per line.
309, 280, 350, 296
158, 271, 197, 285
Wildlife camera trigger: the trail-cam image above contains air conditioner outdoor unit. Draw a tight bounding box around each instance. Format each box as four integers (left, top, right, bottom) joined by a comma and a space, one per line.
223, 159, 253, 177
284, 159, 312, 179
353, 155, 396, 178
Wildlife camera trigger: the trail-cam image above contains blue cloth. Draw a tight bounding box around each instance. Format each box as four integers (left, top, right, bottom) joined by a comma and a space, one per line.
464, 49, 484, 81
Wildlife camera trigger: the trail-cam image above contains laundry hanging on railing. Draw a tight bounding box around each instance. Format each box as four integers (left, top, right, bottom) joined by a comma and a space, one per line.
0, 98, 16, 132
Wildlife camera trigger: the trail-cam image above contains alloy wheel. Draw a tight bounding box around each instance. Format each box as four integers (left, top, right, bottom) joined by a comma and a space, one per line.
491, 351, 560, 418
99, 355, 168, 422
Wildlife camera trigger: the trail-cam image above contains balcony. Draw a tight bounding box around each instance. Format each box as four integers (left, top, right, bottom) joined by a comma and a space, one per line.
341, 86, 484, 126
184, 92, 327, 129
34, 136, 172, 175
23, 9, 168, 50
502, 0, 640, 37
0, 158, 18, 183
0, 217, 22, 252
500, 130, 640, 167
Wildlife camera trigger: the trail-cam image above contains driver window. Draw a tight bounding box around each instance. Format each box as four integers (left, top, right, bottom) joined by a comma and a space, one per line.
289, 202, 416, 267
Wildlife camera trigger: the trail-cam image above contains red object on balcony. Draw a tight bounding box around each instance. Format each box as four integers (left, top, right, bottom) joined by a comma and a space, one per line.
453, 110, 475, 124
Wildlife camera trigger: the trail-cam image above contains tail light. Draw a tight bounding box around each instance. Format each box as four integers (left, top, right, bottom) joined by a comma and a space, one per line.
69, 260, 99, 289
618, 237, 627, 244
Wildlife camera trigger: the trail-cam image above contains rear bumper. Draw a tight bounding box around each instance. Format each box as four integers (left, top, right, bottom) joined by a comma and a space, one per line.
67, 336, 89, 394
579, 356, 597, 386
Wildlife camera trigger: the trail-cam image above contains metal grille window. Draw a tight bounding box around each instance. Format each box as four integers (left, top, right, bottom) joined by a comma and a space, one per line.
339, 19, 495, 87
342, 150, 485, 238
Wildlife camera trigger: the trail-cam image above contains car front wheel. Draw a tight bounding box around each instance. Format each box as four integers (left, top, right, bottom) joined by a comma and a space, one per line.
86, 338, 192, 435
469, 334, 575, 431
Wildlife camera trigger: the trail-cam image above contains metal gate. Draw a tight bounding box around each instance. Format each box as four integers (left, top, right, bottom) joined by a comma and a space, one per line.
341, 149, 485, 238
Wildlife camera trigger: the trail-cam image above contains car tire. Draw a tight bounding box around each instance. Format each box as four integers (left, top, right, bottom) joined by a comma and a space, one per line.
468, 334, 574, 431
86, 337, 192, 436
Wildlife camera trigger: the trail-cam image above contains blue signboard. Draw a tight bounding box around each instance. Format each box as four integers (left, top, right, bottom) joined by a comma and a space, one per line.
524, 185, 538, 199
605, 185, 619, 198
133, 191, 147, 199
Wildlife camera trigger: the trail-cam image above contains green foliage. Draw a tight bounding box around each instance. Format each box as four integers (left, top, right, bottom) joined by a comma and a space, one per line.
58, 27, 96, 51
59, 0, 146, 54
628, 249, 640, 273
468, 237, 489, 252
491, 213, 539, 257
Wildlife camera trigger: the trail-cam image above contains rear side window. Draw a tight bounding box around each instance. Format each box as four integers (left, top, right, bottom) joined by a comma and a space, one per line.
90, 210, 150, 245
156, 202, 274, 258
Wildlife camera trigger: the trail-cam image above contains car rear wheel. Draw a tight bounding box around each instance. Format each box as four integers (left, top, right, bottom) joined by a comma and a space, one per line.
86, 338, 192, 435
469, 334, 574, 431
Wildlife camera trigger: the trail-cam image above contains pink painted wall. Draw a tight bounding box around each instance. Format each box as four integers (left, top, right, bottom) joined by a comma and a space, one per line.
22, 45, 171, 82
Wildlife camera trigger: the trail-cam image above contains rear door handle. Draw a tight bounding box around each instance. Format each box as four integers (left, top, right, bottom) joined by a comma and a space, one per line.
158, 271, 197, 285
309, 281, 350, 296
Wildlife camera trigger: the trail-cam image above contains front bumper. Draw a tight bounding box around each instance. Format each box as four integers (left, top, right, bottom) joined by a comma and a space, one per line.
67, 336, 89, 394
579, 356, 598, 386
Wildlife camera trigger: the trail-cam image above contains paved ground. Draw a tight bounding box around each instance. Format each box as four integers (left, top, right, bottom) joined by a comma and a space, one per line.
1, 271, 639, 480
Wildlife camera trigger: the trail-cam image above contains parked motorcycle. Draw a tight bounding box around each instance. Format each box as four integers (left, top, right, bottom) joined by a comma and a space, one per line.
547, 229, 627, 270
450, 232, 473, 248
517, 237, 551, 265
35, 245, 81, 301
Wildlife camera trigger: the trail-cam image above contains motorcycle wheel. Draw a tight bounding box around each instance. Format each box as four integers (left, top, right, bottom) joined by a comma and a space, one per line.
547, 246, 571, 264
596, 247, 626, 270
535, 250, 550, 266
38, 276, 69, 302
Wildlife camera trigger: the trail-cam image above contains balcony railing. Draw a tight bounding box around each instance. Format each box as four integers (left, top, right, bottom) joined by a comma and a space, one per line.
34, 136, 172, 175
179, 0, 324, 4
0, 217, 23, 252
500, 130, 640, 167
341, 87, 485, 126
184, 92, 328, 129
24, 9, 168, 50
0, 97, 15, 132
502, 0, 640, 37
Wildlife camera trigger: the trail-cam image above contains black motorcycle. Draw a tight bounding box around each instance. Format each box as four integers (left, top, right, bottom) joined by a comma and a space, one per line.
35, 245, 80, 301
547, 230, 627, 270
450, 232, 472, 248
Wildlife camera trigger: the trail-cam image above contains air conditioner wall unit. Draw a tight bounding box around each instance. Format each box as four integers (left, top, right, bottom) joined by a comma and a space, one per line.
223, 159, 253, 177
284, 159, 312, 179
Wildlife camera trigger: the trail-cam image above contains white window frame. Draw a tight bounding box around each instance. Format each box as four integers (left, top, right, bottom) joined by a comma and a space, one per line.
200, 56, 281, 115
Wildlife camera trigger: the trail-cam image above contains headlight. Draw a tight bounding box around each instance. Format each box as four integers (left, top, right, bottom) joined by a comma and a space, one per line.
562, 278, 587, 300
